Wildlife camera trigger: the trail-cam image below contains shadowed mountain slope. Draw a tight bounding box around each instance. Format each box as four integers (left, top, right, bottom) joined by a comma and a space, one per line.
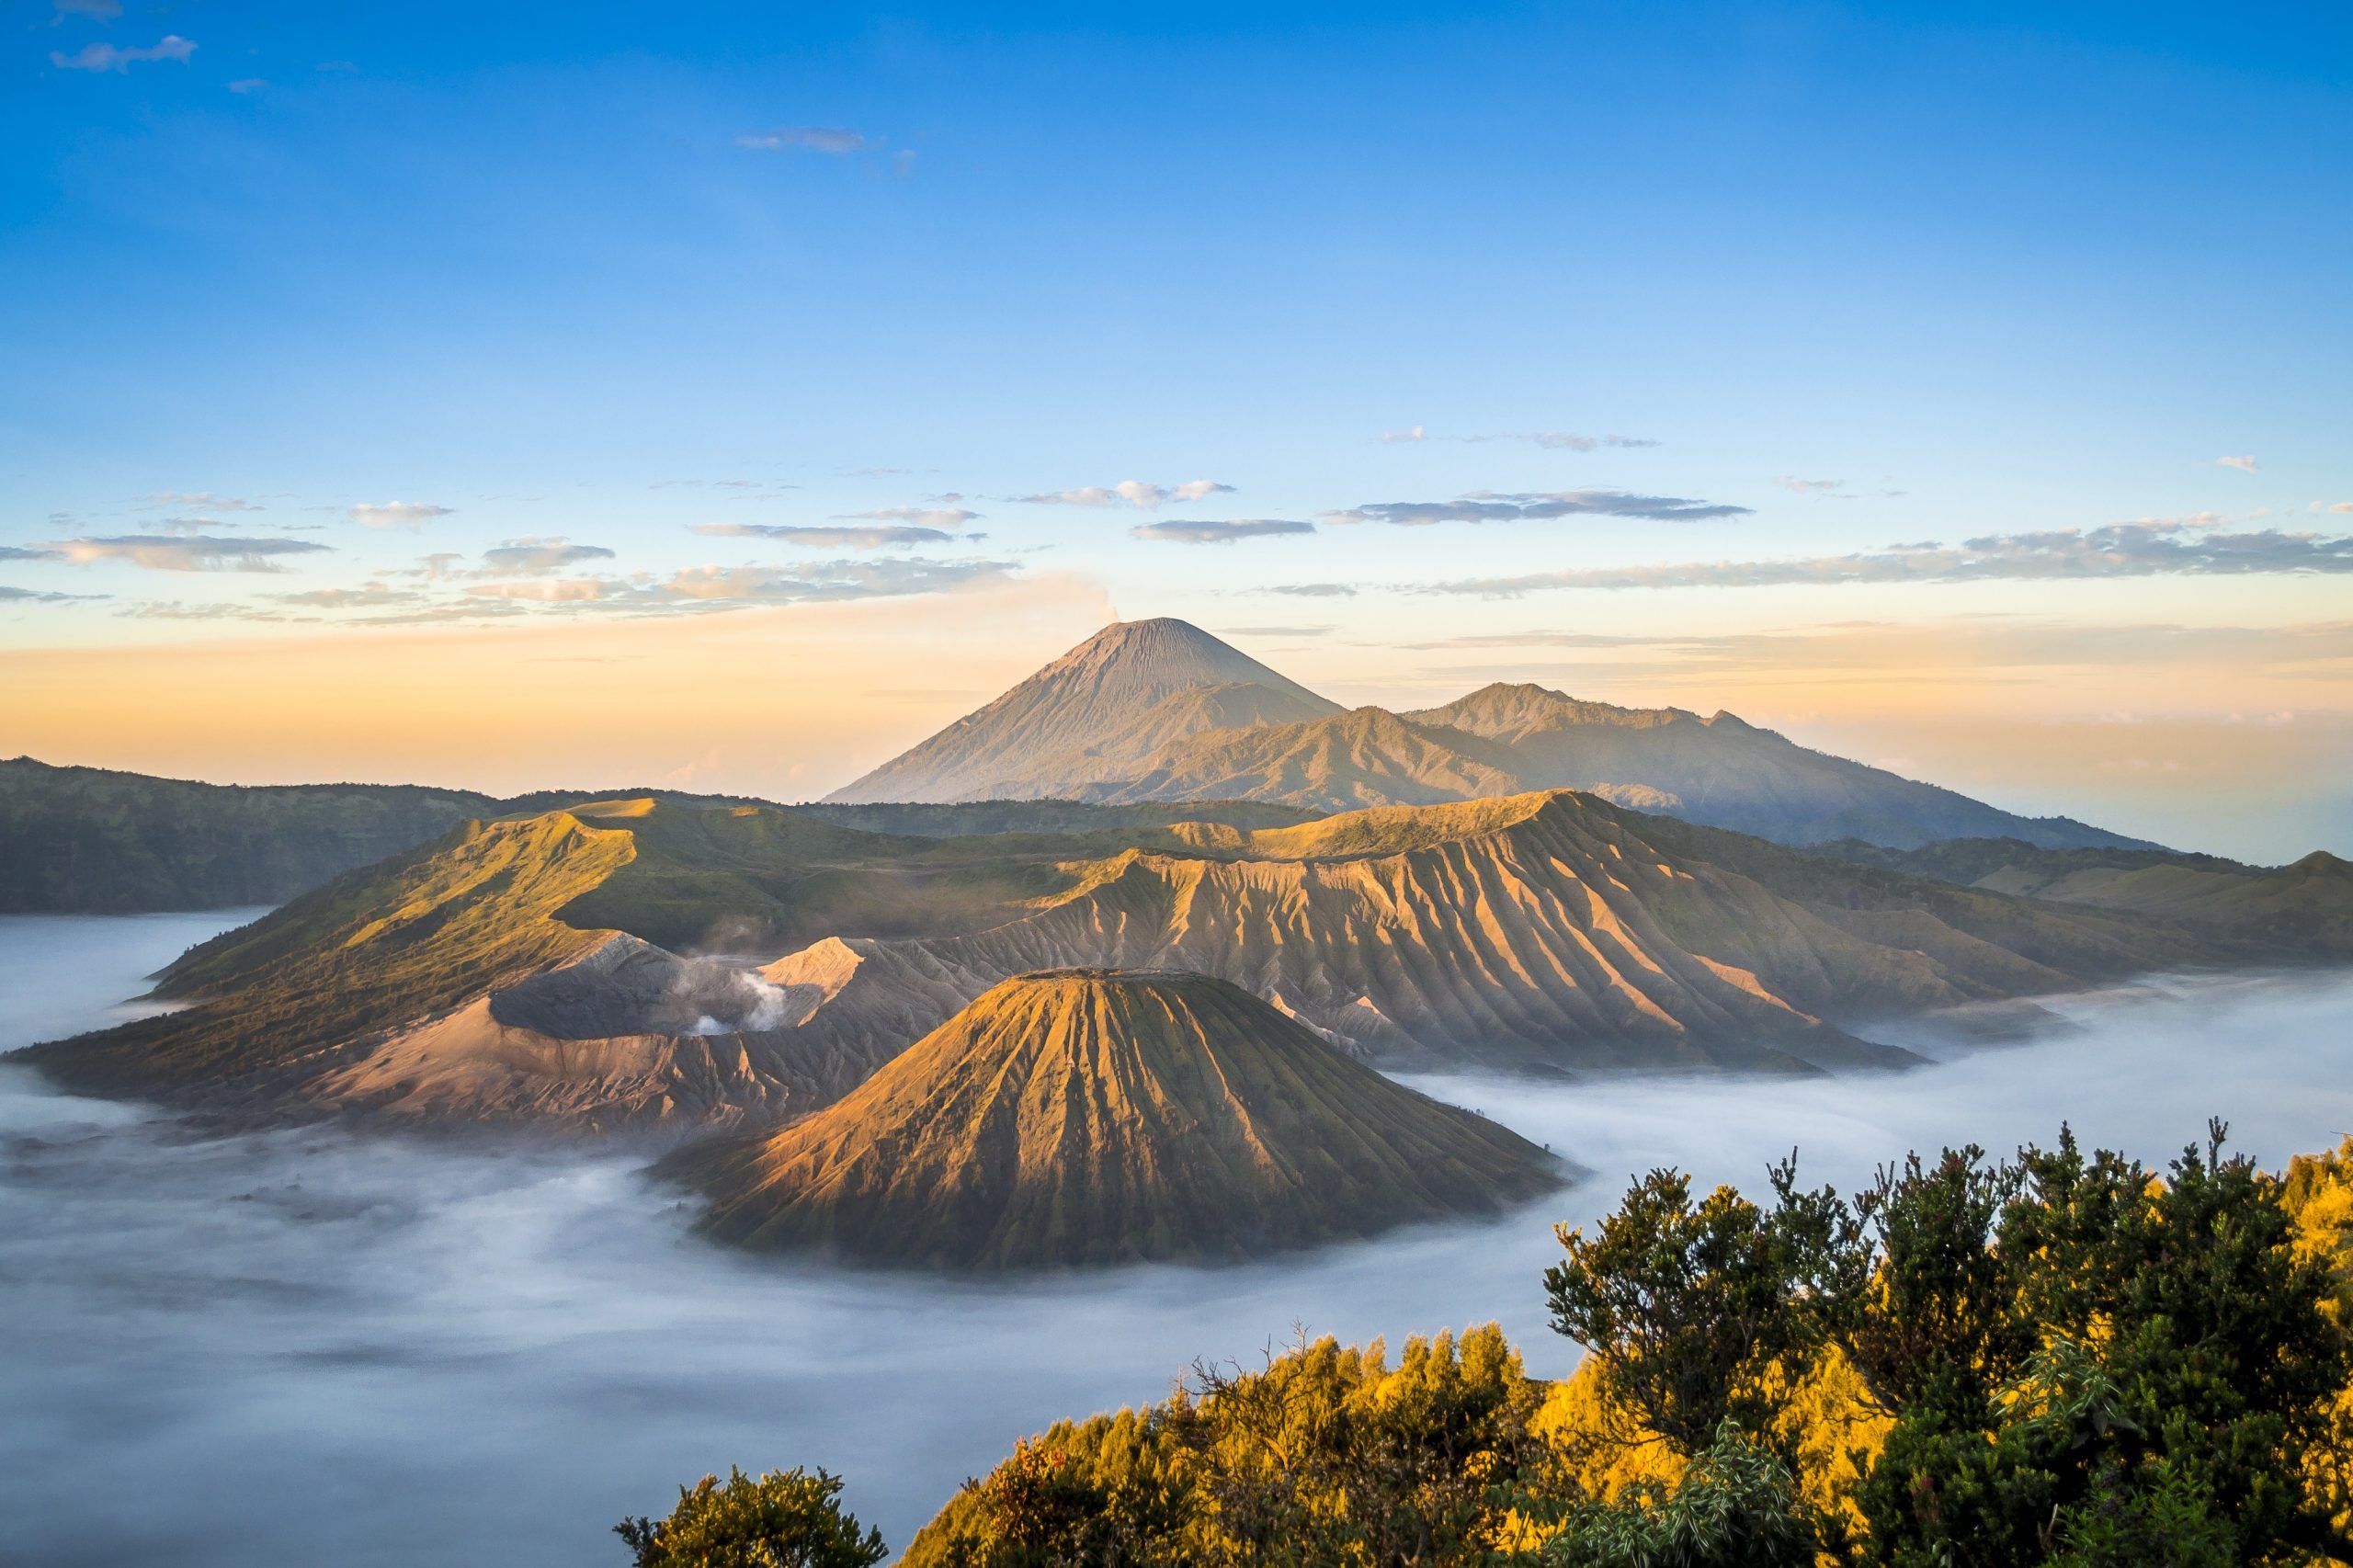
824, 619, 1341, 803
665, 969, 1566, 1269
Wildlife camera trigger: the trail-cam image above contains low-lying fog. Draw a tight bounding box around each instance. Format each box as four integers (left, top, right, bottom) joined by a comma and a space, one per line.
5, 911, 2351, 1567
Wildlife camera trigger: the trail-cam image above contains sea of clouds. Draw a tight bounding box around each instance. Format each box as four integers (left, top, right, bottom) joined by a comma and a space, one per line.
2, 911, 2348, 1566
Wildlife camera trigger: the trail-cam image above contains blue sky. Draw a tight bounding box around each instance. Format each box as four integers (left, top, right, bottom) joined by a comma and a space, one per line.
3, 2, 2349, 856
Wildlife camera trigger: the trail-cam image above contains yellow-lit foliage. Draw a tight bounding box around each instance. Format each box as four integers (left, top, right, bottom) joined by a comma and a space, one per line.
2282, 1138, 2353, 1543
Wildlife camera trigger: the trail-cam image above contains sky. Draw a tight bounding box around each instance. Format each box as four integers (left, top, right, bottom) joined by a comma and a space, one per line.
2, 1, 2348, 859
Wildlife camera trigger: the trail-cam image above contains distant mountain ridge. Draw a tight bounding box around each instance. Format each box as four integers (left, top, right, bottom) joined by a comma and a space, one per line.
826, 621, 2156, 852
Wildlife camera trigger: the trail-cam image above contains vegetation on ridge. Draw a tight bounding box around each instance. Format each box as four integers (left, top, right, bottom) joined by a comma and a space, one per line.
624, 1126, 2353, 1566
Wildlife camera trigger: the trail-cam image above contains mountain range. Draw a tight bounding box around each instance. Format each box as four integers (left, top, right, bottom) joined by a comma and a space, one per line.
28, 784, 2309, 1136
828, 619, 2153, 851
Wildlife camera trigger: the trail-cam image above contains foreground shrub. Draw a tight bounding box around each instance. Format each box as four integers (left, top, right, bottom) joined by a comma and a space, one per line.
616, 1465, 886, 1568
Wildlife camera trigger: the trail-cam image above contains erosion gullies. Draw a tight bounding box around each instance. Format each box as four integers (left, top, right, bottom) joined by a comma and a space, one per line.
824, 618, 1342, 804
760, 790, 2201, 1082
10, 787, 2290, 1136
665, 969, 1569, 1269
1085, 706, 1527, 811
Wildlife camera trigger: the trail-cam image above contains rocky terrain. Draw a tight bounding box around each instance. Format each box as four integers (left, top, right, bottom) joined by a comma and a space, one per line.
664, 968, 1566, 1269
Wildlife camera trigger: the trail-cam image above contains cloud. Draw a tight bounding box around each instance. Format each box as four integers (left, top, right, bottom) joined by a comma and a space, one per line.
1530, 432, 1661, 451
47, 535, 333, 573
693, 523, 957, 549
736, 126, 868, 153
349, 502, 454, 528
1216, 625, 1331, 637
0, 585, 106, 604
1264, 583, 1358, 597
2218, 456, 2259, 473
477, 540, 618, 576
1130, 518, 1316, 545
1420, 519, 2353, 597
50, 34, 193, 70
1012, 480, 1234, 510
1330, 489, 1752, 526
152, 492, 261, 512
227, 78, 266, 94
270, 584, 426, 610
465, 578, 615, 603
660, 556, 1015, 605
0, 546, 64, 562
1381, 427, 1659, 450
52, 0, 124, 18
839, 506, 983, 529
1774, 475, 1844, 494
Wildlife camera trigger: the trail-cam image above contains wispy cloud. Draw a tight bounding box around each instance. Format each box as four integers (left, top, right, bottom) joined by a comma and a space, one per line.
270, 583, 426, 610
477, 539, 617, 576
47, 535, 332, 573
0, 545, 64, 562
1131, 518, 1315, 544
658, 556, 1015, 605
1264, 583, 1358, 597
1773, 475, 1843, 494
348, 501, 453, 528
464, 578, 614, 603
737, 126, 869, 153
0, 585, 106, 604
1378, 426, 1658, 450
227, 78, 266, 94
152, 492, 261, 512
1330, 489, 1751, 526
1217, 624, 1332, 637
1012, 480, 1233, 510
840, 505, 982, 528
52, 0, 125, 19
1421, 519, 2353, 597
51, 35, 192, 71
2218, 455, 2260, 473
693, 523, 957, 549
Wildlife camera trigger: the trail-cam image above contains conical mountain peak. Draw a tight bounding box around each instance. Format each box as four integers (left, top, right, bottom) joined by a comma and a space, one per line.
825, 618, 1339, 803
667, 968, 1564, 1269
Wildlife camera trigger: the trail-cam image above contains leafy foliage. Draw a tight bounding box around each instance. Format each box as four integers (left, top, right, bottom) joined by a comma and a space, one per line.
616, 1466, 886, 1568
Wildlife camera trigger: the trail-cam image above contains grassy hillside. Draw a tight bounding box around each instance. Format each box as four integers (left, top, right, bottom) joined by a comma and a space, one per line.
21, 809, 636, 1103
666, 969, 1565, 1268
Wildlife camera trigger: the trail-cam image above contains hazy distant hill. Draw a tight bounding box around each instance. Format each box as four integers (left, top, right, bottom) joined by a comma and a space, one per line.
1402, 684, 2144, 849
0, 757, 499, 914
665, 968, 1565, 1268
20, 789, 2269, 1134
0, 756, 780, 915
1811, 836, 2353, 957
823, 620, 2154, 851
824, 618, 1341, 803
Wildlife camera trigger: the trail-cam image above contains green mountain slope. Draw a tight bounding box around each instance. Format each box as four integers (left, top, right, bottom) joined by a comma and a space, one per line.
665, 969, 1566, 1268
